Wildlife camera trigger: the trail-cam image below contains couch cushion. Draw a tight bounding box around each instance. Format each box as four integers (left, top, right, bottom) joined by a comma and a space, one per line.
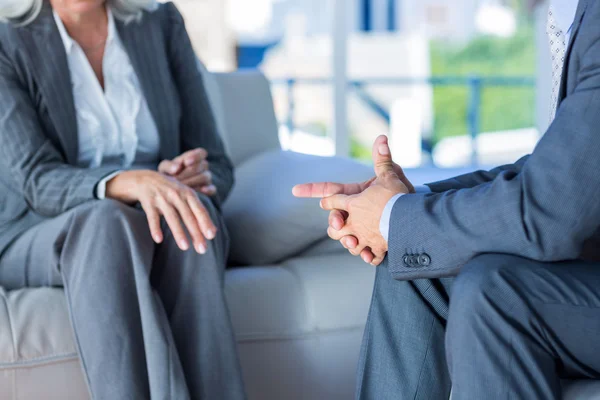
1, 268, 600, 400
0, 287, 89, 400
224, 150, 374, 265
0, 288, 77, 367
225, 251, 376, 340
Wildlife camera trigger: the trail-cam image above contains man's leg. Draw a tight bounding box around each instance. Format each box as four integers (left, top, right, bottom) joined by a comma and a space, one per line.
447, 254, 600, 400
356, 262, 453, 400
151, 196, 246, 400
0, 200, 190, 400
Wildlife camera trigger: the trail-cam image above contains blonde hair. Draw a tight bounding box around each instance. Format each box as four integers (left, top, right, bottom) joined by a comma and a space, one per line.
0, 0, 158, 25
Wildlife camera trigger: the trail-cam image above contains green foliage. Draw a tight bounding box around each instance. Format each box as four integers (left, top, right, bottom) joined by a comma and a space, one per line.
430, 26, 536, 142
351, 137, 372, 160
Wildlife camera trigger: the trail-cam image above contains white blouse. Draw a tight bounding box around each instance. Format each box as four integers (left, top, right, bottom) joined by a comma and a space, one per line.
53, 9, 160, 196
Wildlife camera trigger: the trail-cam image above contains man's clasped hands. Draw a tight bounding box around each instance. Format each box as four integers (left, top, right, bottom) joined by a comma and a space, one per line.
293, 135, 415, 266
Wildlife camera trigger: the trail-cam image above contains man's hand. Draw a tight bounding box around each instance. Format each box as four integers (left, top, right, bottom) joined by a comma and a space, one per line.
319, 137, 409, 265
106, 170, 217, 255
293, 135, 412, 265
159, 148, 217, 196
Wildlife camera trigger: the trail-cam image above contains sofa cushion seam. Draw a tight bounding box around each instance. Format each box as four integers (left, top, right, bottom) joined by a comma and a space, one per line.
0, 352, 79, 368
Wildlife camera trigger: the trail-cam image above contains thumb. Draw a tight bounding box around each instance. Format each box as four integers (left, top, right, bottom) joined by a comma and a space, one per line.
372, 135, 397, 180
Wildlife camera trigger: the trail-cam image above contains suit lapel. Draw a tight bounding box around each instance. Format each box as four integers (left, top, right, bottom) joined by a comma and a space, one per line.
116, 17, 177, 161
558, 0, 589, 101
24, 3, 79, 164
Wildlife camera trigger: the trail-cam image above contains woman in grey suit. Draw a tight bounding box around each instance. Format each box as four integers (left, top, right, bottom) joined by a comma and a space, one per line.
0, 0, 246, 399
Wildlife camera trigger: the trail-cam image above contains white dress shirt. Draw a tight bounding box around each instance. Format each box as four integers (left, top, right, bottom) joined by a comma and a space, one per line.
552, 0, 578, 44
53, 9, 160, 198
379, 0, 580, 242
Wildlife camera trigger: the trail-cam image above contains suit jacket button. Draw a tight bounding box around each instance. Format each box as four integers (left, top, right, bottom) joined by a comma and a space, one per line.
410, 255, 419, 267
403, 255, 410, 266
419, 254, 431, 267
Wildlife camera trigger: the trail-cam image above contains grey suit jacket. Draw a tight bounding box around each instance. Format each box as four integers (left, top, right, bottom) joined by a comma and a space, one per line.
0, 2, 234, 256
389, 0, 600, 280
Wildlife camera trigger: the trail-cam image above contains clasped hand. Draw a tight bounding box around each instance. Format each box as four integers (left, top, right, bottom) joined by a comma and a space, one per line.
106, 148, 218, 255
293, 136, 413, 266
159, 148, 217, 196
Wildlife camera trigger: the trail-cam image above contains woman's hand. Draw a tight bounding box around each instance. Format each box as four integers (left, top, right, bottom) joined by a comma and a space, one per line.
106, 170, 217, 254
158, 148, 217, 197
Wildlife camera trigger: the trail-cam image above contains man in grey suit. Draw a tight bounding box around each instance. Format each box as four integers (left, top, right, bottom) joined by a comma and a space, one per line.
295, 0, 600, 398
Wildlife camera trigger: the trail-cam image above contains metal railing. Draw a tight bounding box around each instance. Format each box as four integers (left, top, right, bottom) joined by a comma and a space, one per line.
272, 76, 535, 163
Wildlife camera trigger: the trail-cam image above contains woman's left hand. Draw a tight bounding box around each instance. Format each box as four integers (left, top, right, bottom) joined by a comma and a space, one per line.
159, 148, 217, 196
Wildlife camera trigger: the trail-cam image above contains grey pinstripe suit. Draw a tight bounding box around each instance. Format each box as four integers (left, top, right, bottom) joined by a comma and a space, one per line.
357, 1, 600, 398
0, 2, 245, 399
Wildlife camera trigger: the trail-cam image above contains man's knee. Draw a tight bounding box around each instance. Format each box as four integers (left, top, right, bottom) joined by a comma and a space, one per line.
449, 254, 532, 327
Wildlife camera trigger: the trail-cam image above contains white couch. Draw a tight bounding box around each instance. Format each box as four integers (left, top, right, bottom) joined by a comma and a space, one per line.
1, 69, 599, 400
0, 69, 376, 400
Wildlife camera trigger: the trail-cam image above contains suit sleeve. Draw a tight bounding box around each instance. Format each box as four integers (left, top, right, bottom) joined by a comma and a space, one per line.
387, 2, 600, 280
425, 155, 529, 193
0, 44, 118, 217
164, 3, 235, 207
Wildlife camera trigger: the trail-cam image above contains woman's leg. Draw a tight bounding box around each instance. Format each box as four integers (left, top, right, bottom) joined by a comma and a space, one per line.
151, 196, 246, 400
0, 200, 190, 400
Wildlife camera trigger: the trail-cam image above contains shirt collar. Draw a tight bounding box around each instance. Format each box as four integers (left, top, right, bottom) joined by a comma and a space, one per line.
53, 7, 115, 55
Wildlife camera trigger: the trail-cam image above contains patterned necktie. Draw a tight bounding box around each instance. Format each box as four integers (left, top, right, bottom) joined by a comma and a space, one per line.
546, 5, 567, 122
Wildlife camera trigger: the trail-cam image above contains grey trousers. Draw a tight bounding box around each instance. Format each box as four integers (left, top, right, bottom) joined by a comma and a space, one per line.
0, 199, 246, 400
356, 253, 600, 400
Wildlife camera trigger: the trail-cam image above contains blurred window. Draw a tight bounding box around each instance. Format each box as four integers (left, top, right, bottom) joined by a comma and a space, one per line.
426, 5, 449, 25
175, 0, 541, 168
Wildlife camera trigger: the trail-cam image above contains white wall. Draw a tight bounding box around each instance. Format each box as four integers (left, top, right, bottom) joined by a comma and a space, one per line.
171, 0, 236, 71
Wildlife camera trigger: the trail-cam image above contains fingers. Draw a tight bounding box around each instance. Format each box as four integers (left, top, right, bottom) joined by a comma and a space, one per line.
176, 160, 209, 181
360, 248, 375, 264
181, 170, 212, 189
329, 226, 364, 256
176, 148, 208, 167
167, 189, 208, 254
329, 209, 348, 231
158, 159, 184, 176
199, 185, 217, 196
320, 194, 351, 212
372, 135, 398, 180
186, 193, 218, 241
141, 202, 163, 244
160, 148, 208, 177
340, 235, 358, 250
292, 181, 369, 198
156, 196, 190, 251
392, 162, 415, 194
370, 253, 385, 266
328, 229, 363, 257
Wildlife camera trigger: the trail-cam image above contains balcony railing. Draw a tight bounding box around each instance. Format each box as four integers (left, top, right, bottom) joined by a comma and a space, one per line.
272, 76, 535, 164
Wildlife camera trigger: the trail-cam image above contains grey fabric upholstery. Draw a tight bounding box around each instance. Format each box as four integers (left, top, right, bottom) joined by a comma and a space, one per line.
0, 68, 597, 400
212, 71, 281, 167
224, 149, 373, 265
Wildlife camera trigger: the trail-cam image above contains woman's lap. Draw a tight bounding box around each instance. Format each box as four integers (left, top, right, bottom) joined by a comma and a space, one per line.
0, 198, 228, 291
0, 200, 150, 290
